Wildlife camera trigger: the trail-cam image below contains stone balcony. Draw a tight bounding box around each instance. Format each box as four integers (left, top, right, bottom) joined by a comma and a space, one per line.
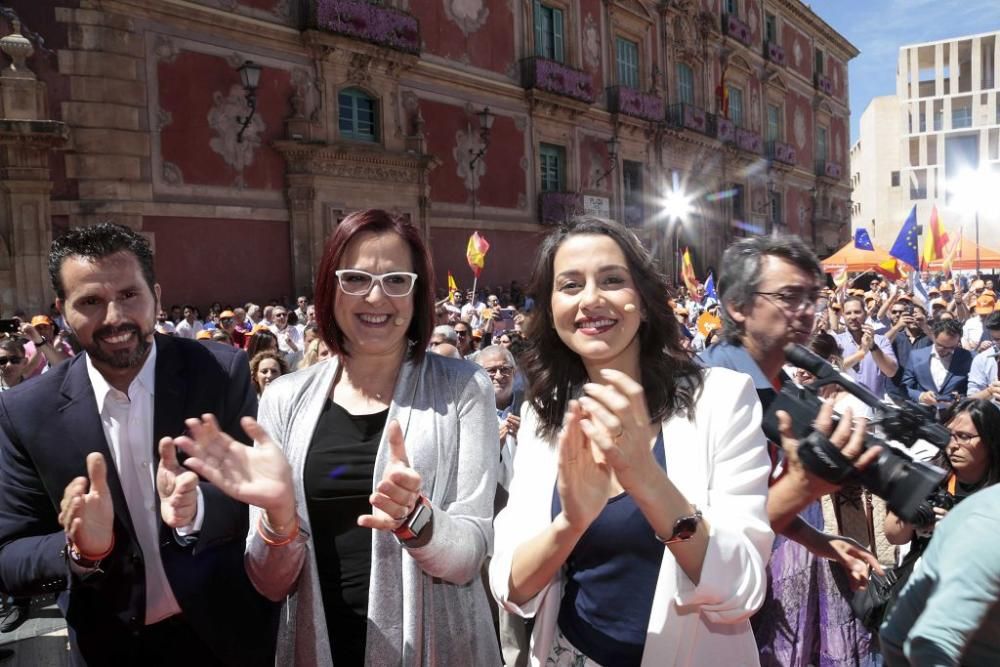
539, 191, 583, 224
313, 0, 420, 54
765, 41, 785, 66
607, 86, 664, 122
521, 57, 595, 104
723, 13, 753, 48
767, 140, 797, 167
667, 103, 708, 135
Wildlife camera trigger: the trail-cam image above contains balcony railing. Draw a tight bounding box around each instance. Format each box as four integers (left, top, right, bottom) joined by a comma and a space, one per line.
815, 73, 833, 96
607, 86, 664, 122
767, 140, 797, 166
765, 41, 785, 66
668, 103, 708, 135
816, 160, 842, 180
539, 191, 583, 225
522, 57, 595, 104
723, 13, 753, 48
713, 115, 736, 143
735, 127, 762, 154
314, 0, 420, 54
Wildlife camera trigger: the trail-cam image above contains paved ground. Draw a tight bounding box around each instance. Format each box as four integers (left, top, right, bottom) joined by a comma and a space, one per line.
0, 597, 68, 666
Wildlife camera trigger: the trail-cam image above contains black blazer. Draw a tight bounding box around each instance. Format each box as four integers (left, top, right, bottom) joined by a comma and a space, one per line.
0, 335, 278, 666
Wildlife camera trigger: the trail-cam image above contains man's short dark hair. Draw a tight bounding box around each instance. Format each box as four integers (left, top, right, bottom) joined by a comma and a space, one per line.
49, 223, 155, 300
984, 312, 1000, 331
717, 235, 822, 343
932, 318, 963, 339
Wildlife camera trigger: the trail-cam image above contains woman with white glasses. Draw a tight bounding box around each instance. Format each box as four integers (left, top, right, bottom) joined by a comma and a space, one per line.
167, 209, 501, 666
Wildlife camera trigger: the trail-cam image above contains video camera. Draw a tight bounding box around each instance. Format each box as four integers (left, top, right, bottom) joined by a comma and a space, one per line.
762, 344, 952, 524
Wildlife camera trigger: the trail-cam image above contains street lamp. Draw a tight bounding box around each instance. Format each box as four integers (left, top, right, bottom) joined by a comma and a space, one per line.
469, 107, 495, 221
236, 60, 263, 143
594, 136, 620, 185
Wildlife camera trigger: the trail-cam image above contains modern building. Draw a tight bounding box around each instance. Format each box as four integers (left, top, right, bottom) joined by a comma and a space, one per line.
0, 0, 856, 312
852, 30, 1000, 257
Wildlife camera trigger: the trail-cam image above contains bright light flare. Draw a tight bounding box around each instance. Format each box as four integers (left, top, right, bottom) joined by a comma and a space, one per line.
653, 171, 696, 224
948, 167, 1000, 216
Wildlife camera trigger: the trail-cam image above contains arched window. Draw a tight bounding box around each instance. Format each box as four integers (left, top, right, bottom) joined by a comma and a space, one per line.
676, 63, 695, 106
338, 88, 378, 142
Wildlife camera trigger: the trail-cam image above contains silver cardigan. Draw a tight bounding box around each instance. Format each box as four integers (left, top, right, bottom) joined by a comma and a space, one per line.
244, 353, 502, 666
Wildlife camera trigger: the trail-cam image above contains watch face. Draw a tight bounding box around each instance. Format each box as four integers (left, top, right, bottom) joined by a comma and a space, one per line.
673, 516, 699, 540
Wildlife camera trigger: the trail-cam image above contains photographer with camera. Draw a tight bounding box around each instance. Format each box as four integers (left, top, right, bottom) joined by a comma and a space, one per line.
699, 236, 883, 667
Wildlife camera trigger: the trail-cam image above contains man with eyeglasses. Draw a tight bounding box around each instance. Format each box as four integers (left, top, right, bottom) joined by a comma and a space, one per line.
217, 310, 245, 348
835, 296, 898, 399
901, 318, 972, 411
967, 312, 1000, 404
269, 306, 302, 367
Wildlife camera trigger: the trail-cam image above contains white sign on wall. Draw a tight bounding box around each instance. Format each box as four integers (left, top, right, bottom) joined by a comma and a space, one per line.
583, 195, 610, 218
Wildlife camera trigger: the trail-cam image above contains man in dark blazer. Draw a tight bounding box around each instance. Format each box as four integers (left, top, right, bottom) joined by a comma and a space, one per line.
0, 224, 277, 666
901, 318, 973, 407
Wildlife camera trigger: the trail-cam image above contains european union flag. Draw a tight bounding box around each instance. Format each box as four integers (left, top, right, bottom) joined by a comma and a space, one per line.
889, 206, 919, 269
705, 272, 718, 300
854, 228, 875, 251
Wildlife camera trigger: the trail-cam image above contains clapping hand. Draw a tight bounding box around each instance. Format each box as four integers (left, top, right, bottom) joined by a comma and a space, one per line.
357, 420, 423, 532
860, 325, 875, 352
556, 401, 611, 534
576, 368, 658, 493
59, 453, 114, 557
156, 437, 201, 528
172, 414, 296, 527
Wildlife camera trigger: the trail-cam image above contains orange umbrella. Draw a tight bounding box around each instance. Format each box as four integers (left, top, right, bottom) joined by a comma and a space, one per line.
820, 241, 899, 274
927, 235, 1000, 271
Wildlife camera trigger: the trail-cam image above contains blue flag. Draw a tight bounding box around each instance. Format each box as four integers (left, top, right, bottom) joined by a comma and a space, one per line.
705, 272, 718, 300
854, 228, 875, 251
889, 206, 919, 269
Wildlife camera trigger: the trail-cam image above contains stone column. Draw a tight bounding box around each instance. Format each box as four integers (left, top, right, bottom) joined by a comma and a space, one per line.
0, 20, 69, 313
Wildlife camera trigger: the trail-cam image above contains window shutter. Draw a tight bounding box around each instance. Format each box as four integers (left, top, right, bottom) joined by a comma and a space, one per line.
533, 1, 545, 58
552, 8, 564, 63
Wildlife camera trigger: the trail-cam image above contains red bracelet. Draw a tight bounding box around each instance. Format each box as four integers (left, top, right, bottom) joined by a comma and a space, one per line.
68, 533, 115, 565
257, 514, 299, 548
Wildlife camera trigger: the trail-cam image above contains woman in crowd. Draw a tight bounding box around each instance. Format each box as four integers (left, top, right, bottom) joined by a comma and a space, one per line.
0, 339, 28, 391
884, 398, 1000, 547
298, 337, 331, 369
489, 216, 774, 665
250, 350, 288, 397
246, 326, 279, 358
171, 209, 500, 666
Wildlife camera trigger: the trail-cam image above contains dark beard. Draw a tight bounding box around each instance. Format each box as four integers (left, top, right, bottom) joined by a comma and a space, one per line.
86, 324, 154, 369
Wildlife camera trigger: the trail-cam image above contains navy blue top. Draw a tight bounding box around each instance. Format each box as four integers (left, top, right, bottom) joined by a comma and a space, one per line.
551, 431, 666, 666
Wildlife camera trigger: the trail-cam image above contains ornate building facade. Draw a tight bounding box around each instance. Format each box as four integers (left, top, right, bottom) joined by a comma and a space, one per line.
1, 0, 855, 311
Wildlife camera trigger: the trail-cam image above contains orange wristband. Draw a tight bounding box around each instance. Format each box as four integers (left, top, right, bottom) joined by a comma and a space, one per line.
69, 533, 115, 564
257, 514, 299, 547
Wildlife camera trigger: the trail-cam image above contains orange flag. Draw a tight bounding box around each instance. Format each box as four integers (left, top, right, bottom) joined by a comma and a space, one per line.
466, 232, 490, 278
681, 248, 700, 293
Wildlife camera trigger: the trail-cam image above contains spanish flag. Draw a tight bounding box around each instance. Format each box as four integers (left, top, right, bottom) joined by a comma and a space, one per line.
466, 231, 490, 278
920, 205, 949, 269
681, 248, 700, 294
447, 271, 458, 304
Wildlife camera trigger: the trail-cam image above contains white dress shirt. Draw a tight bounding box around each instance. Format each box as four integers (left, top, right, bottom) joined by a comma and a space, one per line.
174, 319, 203, 340
86, 345, 202, 624
929, 348, 953, 392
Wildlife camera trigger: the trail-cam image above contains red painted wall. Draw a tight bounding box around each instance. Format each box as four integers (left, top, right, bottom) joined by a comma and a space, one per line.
411, 0, 515, 76
831, 115, 848, 167
158, 51, 291, 191
581, 134, 610, 194
830, 55, 847, 102
783, 23, 812, 82
580, 0, 603, 94
420, 99, 526, 209
789, 90, 814, 167
144, 216, 292, 309
429, 227, 547, 294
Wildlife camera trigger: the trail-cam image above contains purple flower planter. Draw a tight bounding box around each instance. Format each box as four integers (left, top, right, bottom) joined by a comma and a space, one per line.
735, 127, 762, 154
315, 0, 420, 54
608, 86, 665, 122
522, 57, 595, 104
723, 14, 753, 48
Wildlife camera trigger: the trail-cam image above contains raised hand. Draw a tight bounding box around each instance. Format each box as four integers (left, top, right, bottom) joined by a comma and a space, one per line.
576, 368, 658, 493
59, 452, 114, 556
358, 420, 423, 532
556, 401, 611, 534
157, 437, 201, 528
173, 414, 295, 525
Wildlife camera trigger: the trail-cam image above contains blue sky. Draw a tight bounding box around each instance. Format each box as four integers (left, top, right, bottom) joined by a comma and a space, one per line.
806, 0, 1000, 143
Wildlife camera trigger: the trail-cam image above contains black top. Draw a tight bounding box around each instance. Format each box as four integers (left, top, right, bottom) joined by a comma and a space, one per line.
304, 399, 387, 667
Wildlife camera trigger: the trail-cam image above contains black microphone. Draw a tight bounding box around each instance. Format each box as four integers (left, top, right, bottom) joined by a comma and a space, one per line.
783, 343, 884, 409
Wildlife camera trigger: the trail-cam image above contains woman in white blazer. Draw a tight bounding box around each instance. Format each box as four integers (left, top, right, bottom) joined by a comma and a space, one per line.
489, 217, 774, 667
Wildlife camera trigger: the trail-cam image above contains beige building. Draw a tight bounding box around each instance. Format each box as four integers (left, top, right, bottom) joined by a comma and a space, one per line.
852, 30, 1000, 258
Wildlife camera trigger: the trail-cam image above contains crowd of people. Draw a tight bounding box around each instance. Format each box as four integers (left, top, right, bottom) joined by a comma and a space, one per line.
0, 215, 996, 666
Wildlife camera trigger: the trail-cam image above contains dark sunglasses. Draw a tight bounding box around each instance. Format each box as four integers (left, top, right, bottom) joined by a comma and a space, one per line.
0, 357, 23, 366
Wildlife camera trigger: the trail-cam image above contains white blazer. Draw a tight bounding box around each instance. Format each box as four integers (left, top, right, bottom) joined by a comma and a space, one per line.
489, 367, 773, 667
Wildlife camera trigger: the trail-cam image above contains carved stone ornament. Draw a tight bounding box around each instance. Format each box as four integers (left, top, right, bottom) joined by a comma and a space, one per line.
793, 39, 803, 68
793, 107, 806, 150
290, 68, 321, 121
453, 127, 486, 192
584, 14, 601, 70
347, 52, 373, 86
207, 84, 265, 187
272, 0, 293, 20
162, 161, 183, 185
749, 86, 760, 133
153, 34, 178, 63
0, 19, 33, 76
443, 0, 490, 36
155, 108, 173, 132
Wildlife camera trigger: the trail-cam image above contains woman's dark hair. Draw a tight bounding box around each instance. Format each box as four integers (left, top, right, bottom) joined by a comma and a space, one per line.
522, 216, 704, 439
49, 222, 156, 300
246, 328, 279, 358
807, 331, 842, 361
250, 351, 289, 395
934, 398, 1000, 488
313, 209, 434, 363
0, 338, 25, 357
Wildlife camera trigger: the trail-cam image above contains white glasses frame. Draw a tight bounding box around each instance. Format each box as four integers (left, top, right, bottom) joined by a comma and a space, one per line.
334, 269, 419, 298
